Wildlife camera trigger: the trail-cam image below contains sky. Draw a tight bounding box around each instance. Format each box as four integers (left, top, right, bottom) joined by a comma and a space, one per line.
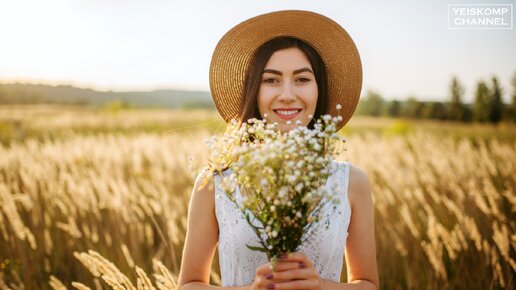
0, 0, 515, 103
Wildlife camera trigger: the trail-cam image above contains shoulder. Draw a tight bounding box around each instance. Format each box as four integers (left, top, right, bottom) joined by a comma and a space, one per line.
190, 166, 216, 209
347, 163, 373, 211
193, 166, 213, 190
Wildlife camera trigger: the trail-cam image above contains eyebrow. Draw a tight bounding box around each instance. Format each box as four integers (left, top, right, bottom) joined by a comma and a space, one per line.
262, 67, 314, 76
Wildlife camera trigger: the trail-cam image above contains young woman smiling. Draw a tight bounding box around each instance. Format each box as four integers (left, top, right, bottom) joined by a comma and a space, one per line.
178, 10, 379, 290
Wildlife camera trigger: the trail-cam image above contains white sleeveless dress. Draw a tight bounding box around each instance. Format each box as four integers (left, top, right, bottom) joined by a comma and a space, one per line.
213, 160, 352, 286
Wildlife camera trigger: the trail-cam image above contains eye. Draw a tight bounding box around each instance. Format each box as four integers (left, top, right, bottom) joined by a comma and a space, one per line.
297, 77, 311, 83
263, 78, 279, 84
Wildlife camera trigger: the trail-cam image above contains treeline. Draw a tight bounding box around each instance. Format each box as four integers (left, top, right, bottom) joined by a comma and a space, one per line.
0, 84, 84, 105
0, 83, 214, 109
356, 73, 516, 123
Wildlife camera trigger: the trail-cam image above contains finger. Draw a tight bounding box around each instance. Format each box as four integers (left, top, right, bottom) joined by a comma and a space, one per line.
255, 262, 273, 275
279, 252, 313, 267
265, 268, 316, 281
271, 279, 319, 290
272, 261, 304, 272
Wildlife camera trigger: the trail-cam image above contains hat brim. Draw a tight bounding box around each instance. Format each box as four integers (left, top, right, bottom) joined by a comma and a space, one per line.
209, 10, 362, 131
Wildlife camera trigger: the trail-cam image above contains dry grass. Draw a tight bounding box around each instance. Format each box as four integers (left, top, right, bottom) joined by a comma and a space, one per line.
0, 105, 514, 289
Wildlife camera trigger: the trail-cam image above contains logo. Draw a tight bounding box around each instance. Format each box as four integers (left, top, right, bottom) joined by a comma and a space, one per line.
448, 4, 513, 29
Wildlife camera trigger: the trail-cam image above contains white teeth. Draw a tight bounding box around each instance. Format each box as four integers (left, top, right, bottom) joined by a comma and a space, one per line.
275, 110, 300, 116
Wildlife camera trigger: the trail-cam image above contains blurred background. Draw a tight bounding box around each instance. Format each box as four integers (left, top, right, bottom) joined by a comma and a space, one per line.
0, 1, 514, 289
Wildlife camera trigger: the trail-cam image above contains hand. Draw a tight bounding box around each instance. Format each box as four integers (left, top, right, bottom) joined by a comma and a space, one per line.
251, 260, 301, 290
263, 252, 324, 290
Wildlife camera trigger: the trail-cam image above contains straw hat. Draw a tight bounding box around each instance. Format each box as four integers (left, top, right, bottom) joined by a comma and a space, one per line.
209, 10, 362, 131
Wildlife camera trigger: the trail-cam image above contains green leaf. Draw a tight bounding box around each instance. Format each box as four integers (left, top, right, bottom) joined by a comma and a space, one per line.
246, 244, 268, 253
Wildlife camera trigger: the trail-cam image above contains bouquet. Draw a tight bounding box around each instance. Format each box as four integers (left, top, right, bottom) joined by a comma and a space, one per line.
203, 108, 346, 265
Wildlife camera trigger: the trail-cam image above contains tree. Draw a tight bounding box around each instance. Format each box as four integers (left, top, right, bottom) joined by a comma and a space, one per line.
403, 96, 424, 119
449, 76, 465, 121
488, 76, 504, 124
357, 90, 385, 116
473, 81, 490, 122
462, 103, 473, 122
422, 101, 447, 120
387, 99, 401, 117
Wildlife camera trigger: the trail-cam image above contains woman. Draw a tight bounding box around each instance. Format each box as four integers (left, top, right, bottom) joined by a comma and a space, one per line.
179, 10, 379, 290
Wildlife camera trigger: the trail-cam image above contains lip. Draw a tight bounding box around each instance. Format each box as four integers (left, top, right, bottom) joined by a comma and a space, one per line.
273, 108, 302, 120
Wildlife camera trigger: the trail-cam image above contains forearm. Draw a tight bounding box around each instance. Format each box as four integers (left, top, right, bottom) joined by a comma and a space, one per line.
323, 279, 378, 290
180, 281, 251, 290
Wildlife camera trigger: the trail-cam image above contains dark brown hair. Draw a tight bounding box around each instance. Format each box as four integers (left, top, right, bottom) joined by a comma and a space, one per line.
238, 37, 328, 130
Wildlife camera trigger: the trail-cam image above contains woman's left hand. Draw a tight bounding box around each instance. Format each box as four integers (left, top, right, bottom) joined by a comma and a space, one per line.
266, 252, 324, 290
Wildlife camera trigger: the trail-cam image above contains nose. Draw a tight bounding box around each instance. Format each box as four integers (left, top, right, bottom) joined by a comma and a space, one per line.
277, 82, 296, 103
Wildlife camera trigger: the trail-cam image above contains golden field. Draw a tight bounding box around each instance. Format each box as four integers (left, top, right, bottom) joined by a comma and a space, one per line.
0, 105, 514, 290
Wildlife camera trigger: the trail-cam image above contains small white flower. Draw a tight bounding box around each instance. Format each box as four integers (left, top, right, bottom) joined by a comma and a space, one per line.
336, 104, 342, 110
286, 120, 292, 125
278, 187, 288, 198
264, 113, 268, 118
271, 230, 278, 238
270, 205, 276, 212
308, 114, 313, 119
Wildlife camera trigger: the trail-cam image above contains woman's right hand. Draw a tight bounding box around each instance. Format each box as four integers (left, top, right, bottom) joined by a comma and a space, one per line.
251, 260, 300, 290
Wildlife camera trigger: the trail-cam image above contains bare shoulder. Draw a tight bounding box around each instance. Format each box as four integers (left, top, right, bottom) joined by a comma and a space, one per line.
193, 166, 214, 191
347, 164, 373, 210
191, 166, 216, 205
187, 166, 218, 222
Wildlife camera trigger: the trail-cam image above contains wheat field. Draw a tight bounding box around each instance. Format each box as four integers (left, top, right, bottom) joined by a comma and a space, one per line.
0, 105, 514, 289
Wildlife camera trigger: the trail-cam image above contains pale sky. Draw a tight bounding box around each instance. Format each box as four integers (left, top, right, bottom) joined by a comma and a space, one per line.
0, 0, 515, 103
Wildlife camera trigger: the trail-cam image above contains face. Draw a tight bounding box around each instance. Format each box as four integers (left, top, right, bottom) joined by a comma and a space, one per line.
257, 47, 318, 133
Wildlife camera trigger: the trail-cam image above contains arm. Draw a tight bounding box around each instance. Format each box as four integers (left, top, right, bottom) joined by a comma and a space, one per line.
178, 168, 249, 290
339, 165, 379, 289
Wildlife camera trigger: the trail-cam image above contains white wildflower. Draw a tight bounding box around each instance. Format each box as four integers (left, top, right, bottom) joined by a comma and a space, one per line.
278, 187, 288, 198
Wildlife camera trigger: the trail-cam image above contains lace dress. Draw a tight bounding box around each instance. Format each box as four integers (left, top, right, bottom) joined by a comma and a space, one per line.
213, 160, 352, 286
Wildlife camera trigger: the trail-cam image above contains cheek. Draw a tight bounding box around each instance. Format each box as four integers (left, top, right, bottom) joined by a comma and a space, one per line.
306, 84, 318, 112
257, 87, 274, 112
256, 92, 268, 115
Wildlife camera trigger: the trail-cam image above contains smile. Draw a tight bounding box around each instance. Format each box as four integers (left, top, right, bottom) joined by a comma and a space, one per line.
273, 109, 302, 120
